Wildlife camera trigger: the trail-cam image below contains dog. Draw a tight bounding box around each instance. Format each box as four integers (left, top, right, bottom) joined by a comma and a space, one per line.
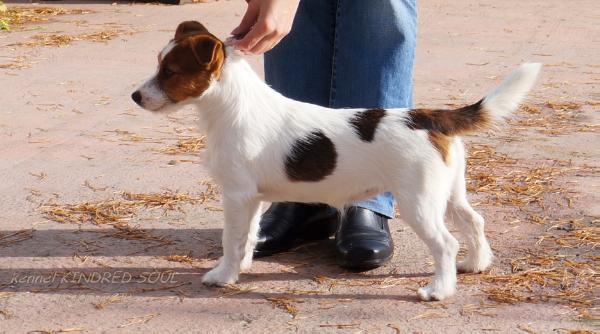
132, 21, 541, 301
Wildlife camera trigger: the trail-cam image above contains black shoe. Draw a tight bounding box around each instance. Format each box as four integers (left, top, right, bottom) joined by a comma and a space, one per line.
253, 202, 339, 258
335, 206, 394, 270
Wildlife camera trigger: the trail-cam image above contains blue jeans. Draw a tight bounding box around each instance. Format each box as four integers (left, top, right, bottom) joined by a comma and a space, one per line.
265, 0, 417, 218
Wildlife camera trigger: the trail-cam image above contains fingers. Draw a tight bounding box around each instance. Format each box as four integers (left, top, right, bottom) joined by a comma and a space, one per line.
248, 25, 289, 54
224, 37, 239, 46
231, 0, 299, 55
231, 1, 259, 37
234, 5, 272, 50
247, 31, 280, 54
236, 16, 291, 54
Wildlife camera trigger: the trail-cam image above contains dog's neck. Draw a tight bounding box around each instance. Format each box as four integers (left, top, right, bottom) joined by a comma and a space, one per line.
193, 48, 287, 136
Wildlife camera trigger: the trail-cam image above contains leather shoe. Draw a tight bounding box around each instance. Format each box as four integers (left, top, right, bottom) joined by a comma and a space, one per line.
253, 202, 338, 257
335, 206, 394, 270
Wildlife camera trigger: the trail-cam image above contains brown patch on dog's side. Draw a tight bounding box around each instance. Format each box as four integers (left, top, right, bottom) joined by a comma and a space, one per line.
406, 100, 487, 163
157, 21, 225, 103
285, 130, 337, 182
427, 131, 453, 164
349, 108, 386, 142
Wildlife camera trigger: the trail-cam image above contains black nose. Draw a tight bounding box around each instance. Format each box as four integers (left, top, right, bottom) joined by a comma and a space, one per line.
131, 91, 142, 105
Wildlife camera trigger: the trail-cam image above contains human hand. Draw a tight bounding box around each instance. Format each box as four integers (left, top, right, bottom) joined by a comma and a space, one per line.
230, 0, 300, 55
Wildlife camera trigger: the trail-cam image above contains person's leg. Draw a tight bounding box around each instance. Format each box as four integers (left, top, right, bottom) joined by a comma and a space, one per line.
267, 0, 417, 221
254, 0, 339, 258
264, 0, 336, 106
257, 0, 418, 270
331, 0, 417, 269
332, 0, 417, 219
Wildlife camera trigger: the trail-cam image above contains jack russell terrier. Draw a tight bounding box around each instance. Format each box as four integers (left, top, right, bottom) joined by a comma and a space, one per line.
132, 21, 541, 301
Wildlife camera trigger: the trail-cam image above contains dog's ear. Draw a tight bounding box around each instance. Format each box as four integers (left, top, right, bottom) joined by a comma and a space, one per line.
175, 21, 209, 39
190, 35, 223, 67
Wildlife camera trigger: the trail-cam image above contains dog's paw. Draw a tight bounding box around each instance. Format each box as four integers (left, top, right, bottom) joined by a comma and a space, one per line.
457, 259, 485, 273
457, 249, 493, 273
417, 283, 456, 301
202, 266, 238, 287
240, 254, 253, 271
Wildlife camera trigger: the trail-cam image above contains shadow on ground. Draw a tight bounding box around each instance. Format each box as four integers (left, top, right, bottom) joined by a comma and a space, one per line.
0, 228, 429, 302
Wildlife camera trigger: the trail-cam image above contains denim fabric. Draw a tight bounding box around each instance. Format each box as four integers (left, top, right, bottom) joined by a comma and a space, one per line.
265, 0, 417, 218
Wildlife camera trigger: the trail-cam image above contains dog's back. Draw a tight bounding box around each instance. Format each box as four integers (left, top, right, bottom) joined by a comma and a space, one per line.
251, 64, 541, 210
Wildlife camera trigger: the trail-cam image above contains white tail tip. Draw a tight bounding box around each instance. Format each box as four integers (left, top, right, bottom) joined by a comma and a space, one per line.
483, 63, 542, 121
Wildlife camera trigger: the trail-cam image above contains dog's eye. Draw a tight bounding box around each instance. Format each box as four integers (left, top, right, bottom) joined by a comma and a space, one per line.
163, 68, 175, 78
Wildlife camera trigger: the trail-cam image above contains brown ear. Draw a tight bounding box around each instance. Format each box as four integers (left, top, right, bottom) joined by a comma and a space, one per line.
190, 36, 223, 66
175, 21, 209, 39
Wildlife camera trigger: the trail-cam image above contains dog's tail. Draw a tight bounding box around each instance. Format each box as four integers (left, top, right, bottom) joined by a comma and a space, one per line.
407, 63, 541, 136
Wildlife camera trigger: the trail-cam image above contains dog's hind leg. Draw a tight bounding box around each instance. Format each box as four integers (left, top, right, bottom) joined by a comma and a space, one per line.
202, 194, 261, 286
449, 197, 492, 273
448, 167, 493, 273
396, 192, 459, 301
241, 201, 264, 270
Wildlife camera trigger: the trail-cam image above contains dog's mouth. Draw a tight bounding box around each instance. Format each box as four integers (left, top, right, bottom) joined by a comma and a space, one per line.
131, 78, 172, 112
131, 92, 168, 112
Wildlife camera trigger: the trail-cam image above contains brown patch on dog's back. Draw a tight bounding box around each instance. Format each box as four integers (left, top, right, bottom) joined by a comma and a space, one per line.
349, 108, 386, 142
406, 100, 487, 135
285, 130, 337, 182
406, 100, 487, 163
157, 21, 225, 103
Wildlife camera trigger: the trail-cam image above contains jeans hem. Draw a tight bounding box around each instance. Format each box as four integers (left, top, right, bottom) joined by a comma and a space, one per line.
353, 202, 395, 219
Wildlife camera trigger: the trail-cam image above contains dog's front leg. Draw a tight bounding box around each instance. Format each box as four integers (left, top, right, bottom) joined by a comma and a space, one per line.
240, 201, 263, 270
202, 194, 260, 286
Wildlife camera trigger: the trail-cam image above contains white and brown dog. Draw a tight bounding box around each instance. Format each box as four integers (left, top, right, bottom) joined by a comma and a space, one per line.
132, 21, 541, 301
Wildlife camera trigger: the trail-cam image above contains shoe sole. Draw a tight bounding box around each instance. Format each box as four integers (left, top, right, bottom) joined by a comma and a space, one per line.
253, 237, 332, 258
253, 247, 287, 258
336, 253, 393, 271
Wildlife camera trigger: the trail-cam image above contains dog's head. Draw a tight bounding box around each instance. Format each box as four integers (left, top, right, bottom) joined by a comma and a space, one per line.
131, 21, 225, 111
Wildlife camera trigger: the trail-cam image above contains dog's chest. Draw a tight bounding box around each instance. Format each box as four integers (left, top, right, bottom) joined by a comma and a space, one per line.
203, 131, 286, 186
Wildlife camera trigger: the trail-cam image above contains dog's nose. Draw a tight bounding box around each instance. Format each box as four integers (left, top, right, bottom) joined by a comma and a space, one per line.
131, 91, 142, 105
